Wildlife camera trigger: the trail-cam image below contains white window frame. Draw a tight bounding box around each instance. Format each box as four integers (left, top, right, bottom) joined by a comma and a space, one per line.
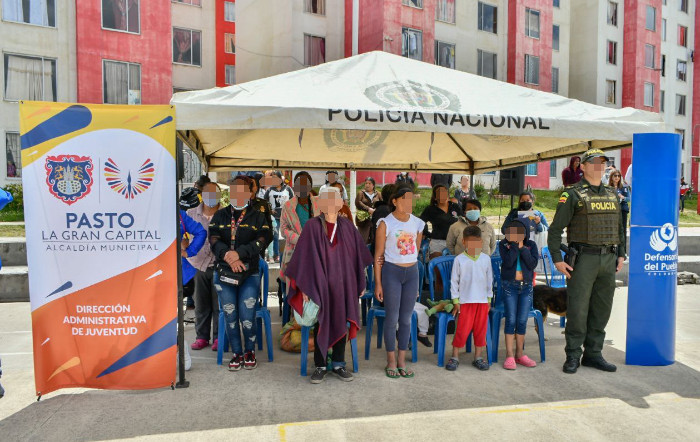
101, 0, 141, 35
102, 59, 141, 105
303, 34, 326, 66
225, 65, 235, 86
553, 0, 560, 8
680, 0, 688, 14
607, 1, 618, 26
552, 24, 560, 51
172, 27, 202, 67
606, 79, 616, 104
607, 40, 617, 65
2, 0, 57, 28
644, 44, 655, 69
172, 0, 201, 7
402, 27, 423, 61
402, 0, 423, 9
525, 163, 538, 176
4, 131, 21, 180
552, 67, 559, 93
677, 59, 687, 81
436, 0, 456, 24
676, 94, 686, 116
524, 54, 540, 85
644, 82, 654, 107
3, 52, 57, 102
660, 90, 665, 112
645, 5, 656, 31
679, 25, 688, 47
304, 0, 326, 16
224, 33, 235, 54
477, 49, 497, 79
662, 18, 666, 41
525, 8, 540, 39
224, 1, 236, 22
676, 129, 685, 151
477, 2, 497, 34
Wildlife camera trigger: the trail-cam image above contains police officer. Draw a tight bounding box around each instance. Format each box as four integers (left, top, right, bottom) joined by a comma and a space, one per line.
548, 149, 626, 374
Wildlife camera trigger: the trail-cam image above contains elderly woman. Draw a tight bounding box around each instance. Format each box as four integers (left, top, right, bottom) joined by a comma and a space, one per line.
355, 177, 381, 244
286, 187, 373, 384
209, 175, 273, 371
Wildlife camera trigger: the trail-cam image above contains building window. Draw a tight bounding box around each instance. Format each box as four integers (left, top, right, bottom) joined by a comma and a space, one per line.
677, 60, 687, 81
660, 90, 665, 112
304, 0, 325, 15
1, 0, 56, 27
524, 54, 540, 85
304, 34, 326, 65
478, 2, 497, 34
525, 8, 540, 39
173, 28, 202, 66
662, 19, 666, 41
661, 54, 666, 77
436, 0, 455, 24
676, 129, 685, 150
645, 6, 656, 31
402, 28, 423, 61
103, 60, 140, 105
224, 33, 236, 54
3, 54, 56, 102
102, 0, 140, 33
644, 44, 655, 68
549, 160, 557, 178
173, 0, 201, 5
676, 94, 686, 116
644, 82, 654, 107
435, 41, 455, 69
225, 65, 235, 85
5, 132, 21, 178
526, 164, 538, 176
607, 40, 617, 65
402, 0, 423, 8
553, 25, 560, 51
679, 25, 688, 47
680, 0, 688, 13
606, 79, 616, 104
552, 67, 559, 93
607, 1, 617, 26
477, 49, 497, 79
224, 1, 235, 22
553, 0, 560, 7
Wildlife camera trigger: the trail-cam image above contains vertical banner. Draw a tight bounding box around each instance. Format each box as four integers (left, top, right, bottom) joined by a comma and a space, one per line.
20, 102, 177, 394
626, 133, 681, 366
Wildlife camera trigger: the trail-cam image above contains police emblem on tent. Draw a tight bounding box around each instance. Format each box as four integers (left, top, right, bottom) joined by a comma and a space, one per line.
364, 80, 461, 112
45, 155, 94, 205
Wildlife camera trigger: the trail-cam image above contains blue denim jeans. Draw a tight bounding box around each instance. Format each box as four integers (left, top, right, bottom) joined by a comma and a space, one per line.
214, 271, 260, 354
502, 280, 533, 335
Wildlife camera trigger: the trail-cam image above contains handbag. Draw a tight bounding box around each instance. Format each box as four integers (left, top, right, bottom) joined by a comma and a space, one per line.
294, 297, 320, 327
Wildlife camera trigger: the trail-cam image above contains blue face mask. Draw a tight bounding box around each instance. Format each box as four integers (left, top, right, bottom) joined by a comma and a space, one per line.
466, 209, 480, 222
203, 197, 219, 208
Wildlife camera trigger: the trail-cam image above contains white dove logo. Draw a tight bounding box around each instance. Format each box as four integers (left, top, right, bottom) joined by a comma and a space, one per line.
649, 223, 678, 252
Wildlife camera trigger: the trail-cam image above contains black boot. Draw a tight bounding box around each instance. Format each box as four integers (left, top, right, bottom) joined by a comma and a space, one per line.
563, 355, 580, 374
582, 356, 617, 372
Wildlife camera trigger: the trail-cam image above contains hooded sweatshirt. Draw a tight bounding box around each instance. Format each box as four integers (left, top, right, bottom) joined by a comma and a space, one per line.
499, 218, 539, 282
446, 215, 497, 256
561, 156, 584, 186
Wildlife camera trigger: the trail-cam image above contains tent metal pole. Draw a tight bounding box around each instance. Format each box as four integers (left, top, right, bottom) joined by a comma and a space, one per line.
175, 150, 189, 389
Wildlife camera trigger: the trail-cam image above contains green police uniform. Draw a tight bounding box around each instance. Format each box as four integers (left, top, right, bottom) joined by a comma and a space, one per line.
548, 178, 626, 361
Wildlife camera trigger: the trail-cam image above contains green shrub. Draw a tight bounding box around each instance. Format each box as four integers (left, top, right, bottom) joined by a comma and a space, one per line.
0, 183, 24, 221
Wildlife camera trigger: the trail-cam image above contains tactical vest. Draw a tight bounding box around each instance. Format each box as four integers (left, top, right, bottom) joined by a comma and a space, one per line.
567, 184, 622, 246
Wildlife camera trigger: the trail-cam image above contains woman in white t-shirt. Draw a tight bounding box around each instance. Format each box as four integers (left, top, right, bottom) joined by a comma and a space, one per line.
374, 184, 425, 379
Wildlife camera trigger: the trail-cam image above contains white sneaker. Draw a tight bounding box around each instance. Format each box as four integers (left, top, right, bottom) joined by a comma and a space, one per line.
184, 341, 192, 371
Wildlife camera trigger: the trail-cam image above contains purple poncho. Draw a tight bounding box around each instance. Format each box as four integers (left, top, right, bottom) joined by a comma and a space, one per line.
286, 215, 373, 359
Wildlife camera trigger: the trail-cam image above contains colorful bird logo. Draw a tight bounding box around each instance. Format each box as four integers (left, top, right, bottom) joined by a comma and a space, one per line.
104, 158, 155, 199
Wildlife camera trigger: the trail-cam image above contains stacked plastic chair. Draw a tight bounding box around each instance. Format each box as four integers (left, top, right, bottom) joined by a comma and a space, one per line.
540, 246, 568, 328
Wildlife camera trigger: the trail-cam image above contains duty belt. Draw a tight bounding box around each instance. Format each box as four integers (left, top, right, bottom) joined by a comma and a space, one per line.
572, 244, 618, 255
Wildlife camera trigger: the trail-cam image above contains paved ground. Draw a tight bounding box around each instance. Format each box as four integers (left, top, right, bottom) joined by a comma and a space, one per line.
1, 285, 699, 441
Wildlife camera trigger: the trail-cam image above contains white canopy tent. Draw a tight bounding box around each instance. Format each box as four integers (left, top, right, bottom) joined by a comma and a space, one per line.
171, 51, 665, 175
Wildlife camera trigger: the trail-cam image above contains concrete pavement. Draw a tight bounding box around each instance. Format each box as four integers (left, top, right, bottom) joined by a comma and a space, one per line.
1, 285, 699, 441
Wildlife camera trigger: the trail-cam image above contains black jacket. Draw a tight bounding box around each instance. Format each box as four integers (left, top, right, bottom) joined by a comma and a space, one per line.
209, 199, 273, 274
499, 219, 538, 282
419, 202, 462, 240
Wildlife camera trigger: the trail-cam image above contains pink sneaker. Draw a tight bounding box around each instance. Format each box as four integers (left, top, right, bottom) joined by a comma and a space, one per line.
515, 355, 537, 368
211, 339, 218, 352
190, 339, 209, 350
503, 357, 516, 370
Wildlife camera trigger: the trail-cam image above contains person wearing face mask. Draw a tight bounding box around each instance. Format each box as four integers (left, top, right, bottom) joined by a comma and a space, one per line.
501, 192, 549, 239
549, 149, 626, 375
210, 175, 273, 371
189, 182, 223, 351
446, 199, 496, 256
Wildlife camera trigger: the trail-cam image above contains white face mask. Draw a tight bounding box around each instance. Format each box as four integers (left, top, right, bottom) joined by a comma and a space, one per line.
232, 203, 248, 210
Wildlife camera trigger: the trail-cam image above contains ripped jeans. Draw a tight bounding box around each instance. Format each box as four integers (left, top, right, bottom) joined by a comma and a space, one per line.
214, 271, 260, 355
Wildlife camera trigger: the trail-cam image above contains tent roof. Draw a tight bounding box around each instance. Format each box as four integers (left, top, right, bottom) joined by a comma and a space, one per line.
171, 51, 665, 173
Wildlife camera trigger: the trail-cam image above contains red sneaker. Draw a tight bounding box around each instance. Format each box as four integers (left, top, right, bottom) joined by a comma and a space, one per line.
228, 354, 242, 371
243, 351, 257, 370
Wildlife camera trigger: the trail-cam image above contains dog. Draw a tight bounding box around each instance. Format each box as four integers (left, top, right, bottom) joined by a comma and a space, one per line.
533, 285, 567, 340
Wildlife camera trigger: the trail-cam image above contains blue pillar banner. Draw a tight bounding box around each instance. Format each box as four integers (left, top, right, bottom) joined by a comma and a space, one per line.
626, 133, 681, 366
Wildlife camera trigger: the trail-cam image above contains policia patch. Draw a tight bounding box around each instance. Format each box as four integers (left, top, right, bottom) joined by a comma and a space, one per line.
559, 192, 569, 204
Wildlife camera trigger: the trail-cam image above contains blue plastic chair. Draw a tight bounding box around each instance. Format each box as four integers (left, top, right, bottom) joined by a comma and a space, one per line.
364, 263, 424, 363
216, 258, 274, 365
488, 255, 546, 363
300, 322, 359, 376
541, 246, 567, 328
279, 277, 291, 326
360, 263, 375, 326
